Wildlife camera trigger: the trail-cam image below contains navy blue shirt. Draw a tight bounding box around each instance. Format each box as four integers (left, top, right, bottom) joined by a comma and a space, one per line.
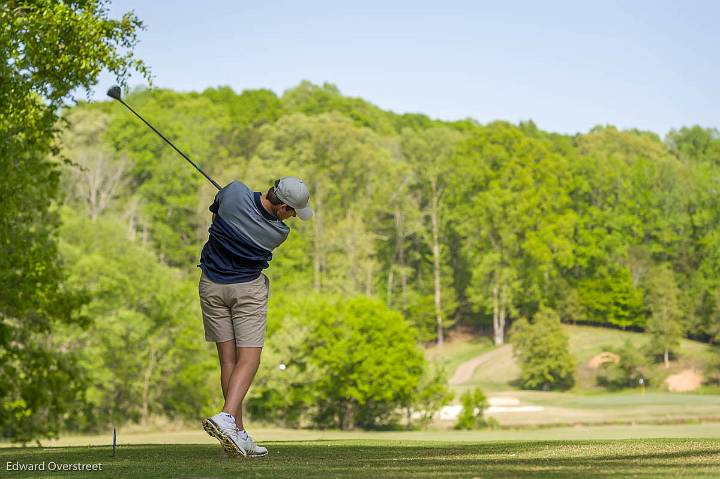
199, 181, 290, 284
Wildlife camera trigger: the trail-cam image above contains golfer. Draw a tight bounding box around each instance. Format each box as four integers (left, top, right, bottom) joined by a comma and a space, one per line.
199, 177, 312, 457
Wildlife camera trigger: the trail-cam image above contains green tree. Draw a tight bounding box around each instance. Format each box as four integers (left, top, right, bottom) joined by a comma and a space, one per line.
666, 126, 720, 166
282, 81, 396, 135
250, 295, 428, 430
246, 301, 319, 427
254, 112, 396, 295
58, 208, 215, 429
680, 162, 720, 341
509, 309, 576, 390
59, 108, 127, 220
0, 0, 147, 442
570, 127, 683, 330
644, 264, 684, 368
577, 268, 645, 329
400, 127, 464, 345
201, 86, 285, 172
454, 388, 491, 430
104, 88, 229, 266
597, 340, 647, 391
449, 122, 576, 344
707, 347, 720, 386
307, 296, 426, 429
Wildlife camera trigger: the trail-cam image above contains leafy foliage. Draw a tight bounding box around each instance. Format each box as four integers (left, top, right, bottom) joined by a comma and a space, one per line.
596, 341, 647, 391
0, 0, 147, 442
509, 309, 576, 391
410, 365, 454, 428
58, 208, 216, 428
454, 388, 494, 430
644, 264, 684, 367
249, 295, 448, 430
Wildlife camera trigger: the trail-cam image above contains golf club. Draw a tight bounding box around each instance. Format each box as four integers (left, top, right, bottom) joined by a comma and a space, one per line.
106, 85, 222, 190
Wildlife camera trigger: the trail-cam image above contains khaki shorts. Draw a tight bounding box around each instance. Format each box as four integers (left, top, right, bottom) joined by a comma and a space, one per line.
198, 271, 270, 347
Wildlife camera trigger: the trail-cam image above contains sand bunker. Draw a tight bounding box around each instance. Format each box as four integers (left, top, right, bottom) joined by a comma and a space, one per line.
588, 352, 620, 369
665, 369, 703, 392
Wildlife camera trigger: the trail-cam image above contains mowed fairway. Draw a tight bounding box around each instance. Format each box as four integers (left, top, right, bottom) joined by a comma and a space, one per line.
2, 439, 720, 478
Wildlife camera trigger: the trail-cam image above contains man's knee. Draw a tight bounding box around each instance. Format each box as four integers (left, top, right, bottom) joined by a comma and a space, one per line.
220, 360, 236, 370
234, 348, 262, 365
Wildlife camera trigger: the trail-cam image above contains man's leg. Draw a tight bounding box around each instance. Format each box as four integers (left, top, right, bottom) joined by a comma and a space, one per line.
215, 340, 236, 398
222, 346, 262, 431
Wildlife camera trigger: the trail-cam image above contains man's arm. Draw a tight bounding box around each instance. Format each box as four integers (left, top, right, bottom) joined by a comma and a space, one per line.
209, 189, 221, 222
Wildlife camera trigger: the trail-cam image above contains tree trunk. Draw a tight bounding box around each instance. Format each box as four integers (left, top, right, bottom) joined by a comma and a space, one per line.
313, 183, 323, 291
124, 199, 137, 241
365, 259, 373, 296
492, 284, 501, 345
394, 205, 407, 297
141, 345, 157, 426
341, 402, 354, 430
664, 349, 670, 368
497, 300, 506, 346
388, 204, 409, 305
346, 212, 357, 293
431, 180, 444, 345
386, 267, 394, 305
81, 152, 125, 221
497, 282, 509, 345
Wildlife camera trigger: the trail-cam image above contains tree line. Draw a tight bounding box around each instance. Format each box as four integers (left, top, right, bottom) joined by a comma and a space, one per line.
44, 84, 719, 433
65, 83, 720, 347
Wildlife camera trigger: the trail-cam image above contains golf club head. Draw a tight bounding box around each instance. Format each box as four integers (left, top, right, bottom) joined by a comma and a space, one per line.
107, 85, 122, 101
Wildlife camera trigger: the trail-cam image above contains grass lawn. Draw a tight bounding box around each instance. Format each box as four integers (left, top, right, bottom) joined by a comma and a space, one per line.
425, 334, 494, 377
475, 391, 720, 426
2, 439, 719, 478
9, 423, 718, 447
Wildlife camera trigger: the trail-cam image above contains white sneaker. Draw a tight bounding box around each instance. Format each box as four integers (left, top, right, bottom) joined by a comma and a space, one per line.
202, 413, 244, 457
234, 429, 268, 458
201, 413, 268, 458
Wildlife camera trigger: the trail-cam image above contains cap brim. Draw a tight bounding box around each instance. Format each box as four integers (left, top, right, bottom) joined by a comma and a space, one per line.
296, 205, 313, 221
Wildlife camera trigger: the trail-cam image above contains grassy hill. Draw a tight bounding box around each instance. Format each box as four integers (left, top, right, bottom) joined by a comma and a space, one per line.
424, 333, 494, 379
424, 325, 720, 427
427, 324, 716, 393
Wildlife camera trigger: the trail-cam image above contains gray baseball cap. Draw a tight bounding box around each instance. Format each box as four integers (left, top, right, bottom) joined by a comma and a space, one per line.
274, 176, 313, 220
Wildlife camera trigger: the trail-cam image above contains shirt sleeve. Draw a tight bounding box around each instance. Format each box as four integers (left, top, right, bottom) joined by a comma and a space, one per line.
209, 185, 227, 214
209, 196, 220, 214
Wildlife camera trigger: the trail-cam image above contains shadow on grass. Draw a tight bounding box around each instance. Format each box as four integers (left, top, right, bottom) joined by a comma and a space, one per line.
1, 439, 719, 478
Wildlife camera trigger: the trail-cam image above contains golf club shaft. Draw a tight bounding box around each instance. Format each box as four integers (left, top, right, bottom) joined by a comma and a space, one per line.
115, 98, 222, 191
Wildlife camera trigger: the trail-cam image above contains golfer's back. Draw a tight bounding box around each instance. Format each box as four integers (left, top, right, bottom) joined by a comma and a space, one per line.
200, 181, 289, 283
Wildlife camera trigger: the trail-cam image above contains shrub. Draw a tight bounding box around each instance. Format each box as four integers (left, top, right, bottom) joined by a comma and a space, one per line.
410, 364, 454, 428
597, 340, 647, 391
705, 347, 720, 386
454, 388, 495, 430
509, 308, 576, 391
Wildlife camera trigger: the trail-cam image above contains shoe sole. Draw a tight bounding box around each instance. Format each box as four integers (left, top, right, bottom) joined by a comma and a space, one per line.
201, 418, 244, 457
201, 419, 268, 458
